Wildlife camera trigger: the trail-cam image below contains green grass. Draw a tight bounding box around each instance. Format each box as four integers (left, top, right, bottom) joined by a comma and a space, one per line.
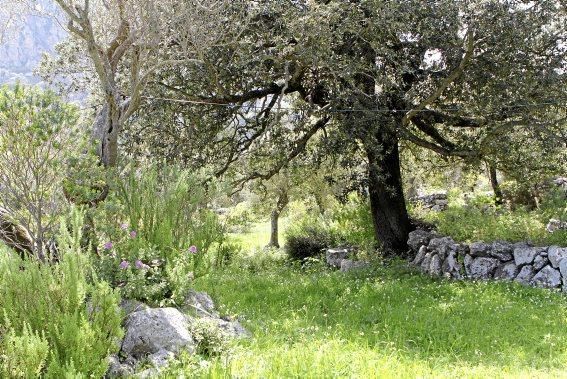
420, 205, 567, 246
229, 218, 290, 251
168, 257, 567, 378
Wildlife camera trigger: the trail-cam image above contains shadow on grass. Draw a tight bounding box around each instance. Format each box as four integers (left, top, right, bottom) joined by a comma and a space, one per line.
196, 262, 567, 371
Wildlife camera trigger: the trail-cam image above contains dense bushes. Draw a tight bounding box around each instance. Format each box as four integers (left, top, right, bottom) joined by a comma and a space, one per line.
0, 212, 122, 377
417, 188, 567, 245
284, 196, 375, 260
93, 166, 235, 306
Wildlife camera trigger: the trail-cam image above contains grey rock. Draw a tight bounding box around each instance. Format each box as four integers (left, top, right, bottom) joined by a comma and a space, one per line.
530, 265, 561, 288
441, 251, 462, 279
183, 290, 218, 317
340, 259, 370, 272
489, 241, 513, 261
411, 245, 427, 266
147, 349, 175, 368
407, 229, 436, 252
515, 265, 535, 285
533, 255, 549, 271
560, 259, 567, 283
429, 254, 442, 276
546, 219, 567, 233
120, 299, 150, 317
469, 257, 499, 280
326, 248, 349, 268
513, 247, 539, 266
105, 355, 134, 378
469, 242, 491, 257
493, 261, 519, 280
428, 237, 456, 257
463, 254, 473, 277
121, 308, 195, 359
421, 253, 433, 272
548, 246, 567, 268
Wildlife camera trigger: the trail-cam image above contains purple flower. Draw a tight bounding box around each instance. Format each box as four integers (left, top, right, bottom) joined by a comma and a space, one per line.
188, 245, 198, 254
129, 230, 137, 238
103, 241, 113, 250
119, 260, 130, 269
120, 223, 129, 230
135, 260, 149, 270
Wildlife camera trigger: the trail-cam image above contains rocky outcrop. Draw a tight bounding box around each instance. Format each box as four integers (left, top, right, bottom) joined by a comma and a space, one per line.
106, 291, 249, 378
408, 229, 567, 291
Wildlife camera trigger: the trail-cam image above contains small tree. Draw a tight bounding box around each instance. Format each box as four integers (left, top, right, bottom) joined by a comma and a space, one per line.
0, 84, 79, 259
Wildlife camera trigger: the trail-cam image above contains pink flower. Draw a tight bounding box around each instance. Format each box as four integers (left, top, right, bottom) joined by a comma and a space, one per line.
130, 230, 137, 238
188, 245, 198, 254
119, 260, 130, 269
120, 223, 129, 230
103, 241, 113, 250
135, 260, 149, 270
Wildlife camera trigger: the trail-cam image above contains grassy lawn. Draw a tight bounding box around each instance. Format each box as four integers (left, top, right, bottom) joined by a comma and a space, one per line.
167, 222, 567, 378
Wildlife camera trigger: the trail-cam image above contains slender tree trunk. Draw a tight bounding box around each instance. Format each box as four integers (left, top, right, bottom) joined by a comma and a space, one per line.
268, 210, 280, 248
365, 128, 413, 255
487, 163, 503, 205
267, 189, 289, 248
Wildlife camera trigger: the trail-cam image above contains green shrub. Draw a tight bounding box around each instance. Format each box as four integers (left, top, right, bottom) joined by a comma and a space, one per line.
1, 325, 50, 379
0, 211, 123, 377
285, 225, 335, 261
93, 165, 236, 306
189, 318, 232, 357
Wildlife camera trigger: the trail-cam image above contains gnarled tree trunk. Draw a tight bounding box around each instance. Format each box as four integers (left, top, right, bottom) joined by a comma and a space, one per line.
0, 208, 33, 259
365, 128, 413, 255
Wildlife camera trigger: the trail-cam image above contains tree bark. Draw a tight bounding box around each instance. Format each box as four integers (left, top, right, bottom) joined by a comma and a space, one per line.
92, 103, 121, 167
487, 163, 503, 205
365, 129, 413, 255
267, 189, 289, 248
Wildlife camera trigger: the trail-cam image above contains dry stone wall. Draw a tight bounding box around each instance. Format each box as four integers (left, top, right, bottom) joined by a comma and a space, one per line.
408, 230, 567, 291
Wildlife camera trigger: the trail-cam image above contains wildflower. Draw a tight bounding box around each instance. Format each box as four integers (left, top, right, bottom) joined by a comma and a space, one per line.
120, 223, 129, 230
103, 241, 113, 250
119, 260, 130, 269
130, 230, 137, 238
188, 245, 198, 254
135, 260, 149, 270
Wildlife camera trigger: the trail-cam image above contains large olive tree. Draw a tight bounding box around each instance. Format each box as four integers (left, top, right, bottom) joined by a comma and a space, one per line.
135, 0, 565, 254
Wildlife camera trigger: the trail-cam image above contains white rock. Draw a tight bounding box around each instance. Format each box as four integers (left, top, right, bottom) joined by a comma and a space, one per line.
513, 247, 539, 266
530, 265, 561, 288
121, 308, 195, 359
548, 246, 567, 268
469, 257, 499, 280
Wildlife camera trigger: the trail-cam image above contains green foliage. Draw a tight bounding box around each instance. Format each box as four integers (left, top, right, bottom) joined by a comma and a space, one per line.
285, 218, 337, 261
189, 318, 232, 358
93, 165, 235, 306
188, 259, 567, 378
0, 211, 123, 377
284, 195, 375, 260
327, 196, 375, 251
0, 84, 81, 256
418, 189, 567, 246
1, 325, 50, 379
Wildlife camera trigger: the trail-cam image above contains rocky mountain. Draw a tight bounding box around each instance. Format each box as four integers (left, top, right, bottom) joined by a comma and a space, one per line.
0, 1, 65, 85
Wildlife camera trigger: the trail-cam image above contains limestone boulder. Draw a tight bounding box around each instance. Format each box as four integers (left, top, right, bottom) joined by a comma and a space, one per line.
530, 265, 561, 288
469, 257, 499, 280
120, 308, 195, 360
548, 246, 567, 268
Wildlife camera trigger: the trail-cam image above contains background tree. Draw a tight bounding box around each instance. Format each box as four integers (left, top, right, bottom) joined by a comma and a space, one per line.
0, 85, 80, 259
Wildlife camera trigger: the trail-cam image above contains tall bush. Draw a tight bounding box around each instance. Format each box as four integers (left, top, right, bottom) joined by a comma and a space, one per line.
0, 211, 123, 377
